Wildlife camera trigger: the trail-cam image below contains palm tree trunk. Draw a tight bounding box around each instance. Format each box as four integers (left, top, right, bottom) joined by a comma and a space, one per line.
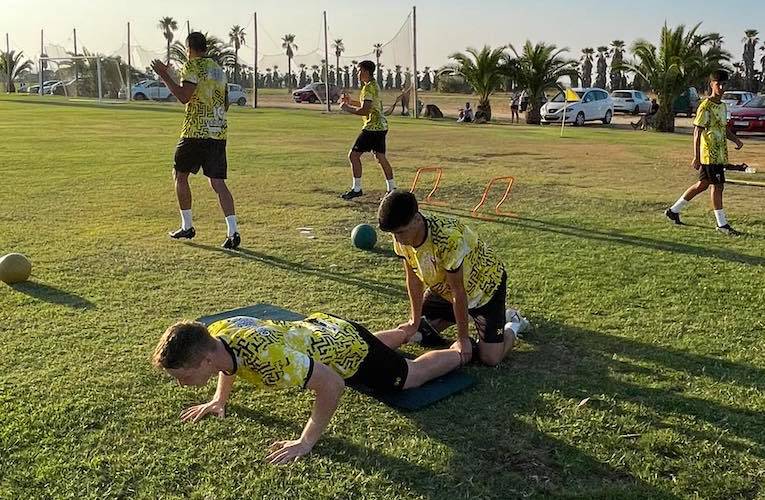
526, 97, 542, 125
287, 57, 292, 91
477, 98, 492, 122
166, 40, 171, 65
336, 55, 340, 86
234, 48, 239, 84
655, 95, 675, 133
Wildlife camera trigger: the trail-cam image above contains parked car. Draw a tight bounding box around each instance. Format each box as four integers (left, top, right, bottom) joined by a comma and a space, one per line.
228, 83, 247, 106
27, 80, 59, 94
541, 87, 614, 126
672, 87, 700, 116
610, 90, 652, 114
721, 91, 755, 110
292, 82, 340, 104
127, 80, 175, 101
728, 94, 765, 133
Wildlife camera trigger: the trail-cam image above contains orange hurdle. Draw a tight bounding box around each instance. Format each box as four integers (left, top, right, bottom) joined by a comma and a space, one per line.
410, 167, 448, 206
471, 176, 516, 219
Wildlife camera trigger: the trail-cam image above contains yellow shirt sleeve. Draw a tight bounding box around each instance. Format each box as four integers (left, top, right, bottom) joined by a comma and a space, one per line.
693, 101, 709, 129
438, 226, 471, 272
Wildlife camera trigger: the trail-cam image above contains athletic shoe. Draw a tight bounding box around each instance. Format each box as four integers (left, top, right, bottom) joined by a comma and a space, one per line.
416, 317, 451, 348
716, 224, 741, 236
664, 208, 682, 225
169, 227, 196, 240
222, 232, 241, 249
630, 122, 638, 130
341, 189, 363, 200
505, 308, 531, 335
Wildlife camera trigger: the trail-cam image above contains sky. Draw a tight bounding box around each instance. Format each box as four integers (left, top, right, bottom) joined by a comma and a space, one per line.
2, 0, 763, 68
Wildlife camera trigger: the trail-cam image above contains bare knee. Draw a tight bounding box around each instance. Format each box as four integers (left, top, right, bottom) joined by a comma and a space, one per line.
479, 345, 505, 367
374, 152, 387, 164
208, 178, 227, 193
174, 170, 189, 183
348, 150, 362, 162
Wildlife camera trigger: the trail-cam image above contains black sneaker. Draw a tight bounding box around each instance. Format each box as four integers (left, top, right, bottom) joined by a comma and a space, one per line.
222, 232, 241, 249
341, 189, 363, 200
417, 317, 451, 348
716, 224, 740, 236
664, 208, 682, 225
169, 227, 196, 240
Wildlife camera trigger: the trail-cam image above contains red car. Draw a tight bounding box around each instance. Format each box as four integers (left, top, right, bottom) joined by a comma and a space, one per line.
292, 82, 341, 104
729, 94, 765, 134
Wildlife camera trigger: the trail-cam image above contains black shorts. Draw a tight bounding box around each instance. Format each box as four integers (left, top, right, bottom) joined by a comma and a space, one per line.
345, 320, 409, 393
422, 271, 507, 344
352, 130, 387, 154
698, 164, 725, 185
174, 138, 228, 179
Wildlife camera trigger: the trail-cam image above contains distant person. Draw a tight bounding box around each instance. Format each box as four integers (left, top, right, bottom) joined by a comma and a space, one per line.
510, 92, 521, 123
664, 70, 744, 236
631, 98, 659, 130
151, 32, 240, 249
519, 90, 529, 112
339, 60, 396, 200
457, 102, 473, 123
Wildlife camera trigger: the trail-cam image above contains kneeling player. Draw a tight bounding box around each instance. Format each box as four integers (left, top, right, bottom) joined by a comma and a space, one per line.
152, 313, 462, 464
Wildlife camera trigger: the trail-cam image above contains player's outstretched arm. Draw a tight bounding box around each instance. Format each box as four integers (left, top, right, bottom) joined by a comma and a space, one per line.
265, 361, 345, 465
150, 59, 196, 104
445, 267, 473, 363
180, 373, 235, 423
726, 125, 744, 150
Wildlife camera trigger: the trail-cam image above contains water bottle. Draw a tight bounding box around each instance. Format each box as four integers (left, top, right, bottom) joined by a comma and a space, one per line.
745, 166, 757, 174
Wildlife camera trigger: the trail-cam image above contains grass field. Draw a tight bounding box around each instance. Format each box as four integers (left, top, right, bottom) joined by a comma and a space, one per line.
1, 94, 764, 499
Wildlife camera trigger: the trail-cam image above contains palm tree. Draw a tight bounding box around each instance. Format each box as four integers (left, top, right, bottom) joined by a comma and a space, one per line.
708, 33, 724, 49
343, 66, 350, 88
569, 61, 580, 88
311, 64, 320, 83
581, 48, 594, 87
373, 43, 383, 81
158, 17, 178, 64
421, 66, 432, 90
298, 63, 307, 87
760, 44, 765, 89
510, 41, 578, 124
394, 65, 402, 89
448, 45, 510, 121
0, 50, 33, 92
228, 25, 246, 84
743, 29, 759, 91
595, 46, 609, 88
351, 60, 359, 88
624, 23, 730, 132
332, 38, 344, 86
609, 40, 626, 89
385, 68, 393, 89
281, 34, 297, 90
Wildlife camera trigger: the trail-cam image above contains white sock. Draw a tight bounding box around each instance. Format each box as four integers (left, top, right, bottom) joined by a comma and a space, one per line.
225, 215, 238, 237
670, 197, 689, 213
385, 178, 396, 192
352, 177, 362, 192
504, 321, 522, 340
714, 209, 728, 227
180, 209, 193, 230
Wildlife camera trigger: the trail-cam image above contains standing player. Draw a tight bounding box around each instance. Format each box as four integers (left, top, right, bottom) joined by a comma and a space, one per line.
151, 32, 240, 249
377, 190, 529, 367
664, 70, 744, 235
339, 60, 396, 200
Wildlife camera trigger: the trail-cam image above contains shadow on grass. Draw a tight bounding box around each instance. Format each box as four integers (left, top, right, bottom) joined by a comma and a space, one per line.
183, 242, 406, 299
1, 97, 183, 115
430, 207, 765, 266
9, 280, 95, 309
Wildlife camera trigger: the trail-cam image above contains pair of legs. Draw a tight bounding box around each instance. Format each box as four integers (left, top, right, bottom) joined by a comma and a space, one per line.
667, 168, 735, 233
632, 114, 654, 130
511, 107, 520, 123
174, 170, 236, 217
372, 327, 462, 389
348, 150, 394, 184
680, 179, 724, 210
343, 130, 395, 199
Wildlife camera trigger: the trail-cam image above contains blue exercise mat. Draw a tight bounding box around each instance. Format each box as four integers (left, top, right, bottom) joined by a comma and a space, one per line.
198, 304, 477, 411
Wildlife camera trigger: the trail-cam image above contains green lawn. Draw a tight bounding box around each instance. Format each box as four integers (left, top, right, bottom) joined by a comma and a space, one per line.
1, 95, 764, 499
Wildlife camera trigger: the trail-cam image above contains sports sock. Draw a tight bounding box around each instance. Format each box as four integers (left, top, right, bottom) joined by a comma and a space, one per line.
505, 321, 522, 338
352, 177, 362, 192
225, 215, 238, 237
180, 209, 193, 230
385, 178, 396, 192
714, 209, 728, 227
670, 197, 689, 213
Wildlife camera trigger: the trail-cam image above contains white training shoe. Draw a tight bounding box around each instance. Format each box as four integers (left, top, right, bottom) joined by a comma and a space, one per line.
505, 308, 531, 335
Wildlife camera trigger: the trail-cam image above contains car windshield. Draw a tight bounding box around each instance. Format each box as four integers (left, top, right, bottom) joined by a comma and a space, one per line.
550, 91, 584, 103
743, 95, 765, 108
612, 91, 632, 98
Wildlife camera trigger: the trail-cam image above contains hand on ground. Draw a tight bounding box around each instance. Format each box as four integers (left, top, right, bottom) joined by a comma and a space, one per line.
180, 400, 226, 423
266, 439, 313, 465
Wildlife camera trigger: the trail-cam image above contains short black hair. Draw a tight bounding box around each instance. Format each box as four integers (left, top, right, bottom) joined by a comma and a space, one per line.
358, 60, 376, 76
378, 190, 418, 232
710, 69, 729, 82
186, 32, 207, 53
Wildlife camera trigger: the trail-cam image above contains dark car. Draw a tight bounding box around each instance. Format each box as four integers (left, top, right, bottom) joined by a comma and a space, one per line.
292, 82, 341, 104
728, 94, 765, 134
673, 87, 700, 116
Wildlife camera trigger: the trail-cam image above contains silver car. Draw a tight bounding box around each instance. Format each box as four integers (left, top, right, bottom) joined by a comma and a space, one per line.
611, 90, 652, 115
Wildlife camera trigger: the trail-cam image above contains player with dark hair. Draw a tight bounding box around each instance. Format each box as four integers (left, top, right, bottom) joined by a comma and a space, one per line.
377, 190, 529, 367
151, 32, 241, 249
665, 69, 744, 235
339, 60, 396, 200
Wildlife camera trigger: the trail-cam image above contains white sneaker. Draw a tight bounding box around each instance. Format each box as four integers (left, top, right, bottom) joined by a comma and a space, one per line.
505, 308, 531, 335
